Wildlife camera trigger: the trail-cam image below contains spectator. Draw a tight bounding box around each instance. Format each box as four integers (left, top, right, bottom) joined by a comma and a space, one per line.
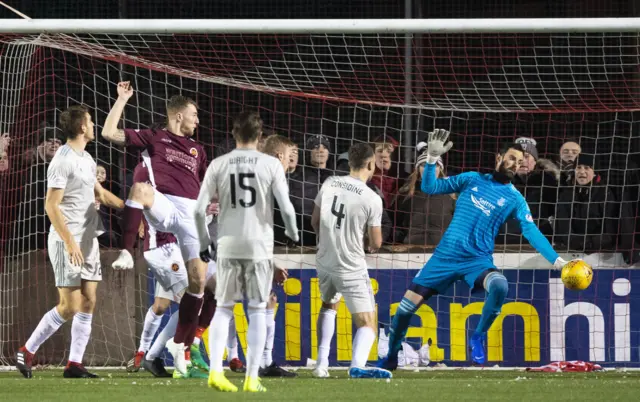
287, 142, 298, 174
335, 151, 349, 175
13, 125, 62, 252
0, 132, 10, 174
392, 153, 455, 246
558, 140, 581, 185
553, 153, 623, 255
370, 135, 399, 207
499, 137, 558, 244
289, 134, 333, 246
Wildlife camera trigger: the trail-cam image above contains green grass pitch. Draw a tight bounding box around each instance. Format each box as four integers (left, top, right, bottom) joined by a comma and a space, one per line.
1, 368, 639, 401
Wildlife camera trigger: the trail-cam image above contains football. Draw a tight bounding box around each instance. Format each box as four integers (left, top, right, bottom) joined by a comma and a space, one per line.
561, 259, 593, 291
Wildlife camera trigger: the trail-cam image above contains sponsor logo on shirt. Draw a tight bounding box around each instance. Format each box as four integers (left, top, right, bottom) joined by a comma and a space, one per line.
470, 194, 496, 216
472, 186, 478, 192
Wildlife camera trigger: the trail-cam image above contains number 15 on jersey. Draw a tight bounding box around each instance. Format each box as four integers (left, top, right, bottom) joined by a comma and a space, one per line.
229, 173, 256, 208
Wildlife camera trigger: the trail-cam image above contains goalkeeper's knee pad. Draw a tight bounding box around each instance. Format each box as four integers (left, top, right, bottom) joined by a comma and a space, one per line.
485, 272, 508, 301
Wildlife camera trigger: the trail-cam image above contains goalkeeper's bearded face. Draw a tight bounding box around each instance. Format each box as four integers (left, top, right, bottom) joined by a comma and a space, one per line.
495, 148, 524, 181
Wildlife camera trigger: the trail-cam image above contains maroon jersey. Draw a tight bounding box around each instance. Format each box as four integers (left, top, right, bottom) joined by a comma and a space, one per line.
133, 161, 177, 250
124, 128, 208, 200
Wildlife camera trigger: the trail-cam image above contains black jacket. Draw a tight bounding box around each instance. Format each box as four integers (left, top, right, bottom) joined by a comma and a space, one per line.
553, 184, 620, 253
287, 166, 333, 246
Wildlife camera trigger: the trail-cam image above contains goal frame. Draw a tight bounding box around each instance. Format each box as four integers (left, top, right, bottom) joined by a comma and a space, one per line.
0, 18, 638, 34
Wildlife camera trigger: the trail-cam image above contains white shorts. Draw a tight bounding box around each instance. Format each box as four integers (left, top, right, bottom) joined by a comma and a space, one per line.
215, 258, 273, 303
317, 270, 375, 314
145, 242, 217, 302
144, 242, 189, 302
144, 189, 200, 262
48, 237, 101, 287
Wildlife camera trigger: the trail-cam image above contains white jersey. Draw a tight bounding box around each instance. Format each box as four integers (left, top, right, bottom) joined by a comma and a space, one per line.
47, 144, 103, 240
315, 175, 383, 275
203, 149, 290, 259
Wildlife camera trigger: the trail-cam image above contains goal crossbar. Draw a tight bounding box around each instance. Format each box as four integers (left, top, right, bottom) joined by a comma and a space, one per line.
0, 18, 639, 34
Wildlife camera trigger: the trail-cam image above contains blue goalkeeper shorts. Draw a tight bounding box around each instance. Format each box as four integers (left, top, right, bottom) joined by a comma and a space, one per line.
412, 255, 496, 294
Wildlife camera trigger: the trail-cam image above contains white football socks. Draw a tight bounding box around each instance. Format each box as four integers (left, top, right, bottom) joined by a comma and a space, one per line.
246, 308, 267, 379
138, 307, 164, 353
351, 326, 376, 369
25, 307, 67, 354
69, 312, 93, 364
262, 308, 276, 368
209, 307, 234, 372
226, 317, 239, 361
316, 307, 337, 369
146, 310, 178, 361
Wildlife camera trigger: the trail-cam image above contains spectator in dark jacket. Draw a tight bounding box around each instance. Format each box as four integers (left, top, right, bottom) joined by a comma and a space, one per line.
553, 153, 621, 254
13, 125, 62, 252
288, 134, 333, 246
392, 153, 455, 246
558, 140, 582, 186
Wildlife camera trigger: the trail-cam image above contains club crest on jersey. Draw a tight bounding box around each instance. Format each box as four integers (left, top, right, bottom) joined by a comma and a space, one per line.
470, 194, 496, 216
171, 263, 180, 272
189, 147, 198, 157
497, 197, 506, 207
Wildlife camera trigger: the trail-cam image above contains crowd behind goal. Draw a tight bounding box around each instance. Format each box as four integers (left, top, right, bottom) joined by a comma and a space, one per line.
1, 77, 639, 390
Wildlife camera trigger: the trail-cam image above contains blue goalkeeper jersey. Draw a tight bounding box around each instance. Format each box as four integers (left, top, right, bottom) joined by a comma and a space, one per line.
421, 163, 559, 265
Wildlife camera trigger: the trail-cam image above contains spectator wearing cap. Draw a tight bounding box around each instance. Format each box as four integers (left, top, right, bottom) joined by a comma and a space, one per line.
498, 137, 559, 245
288, 134, 334, 246
553, 153, 638, 262
13, 124, 63, 253
370, 134, 399, 207
392, 150, 455, 246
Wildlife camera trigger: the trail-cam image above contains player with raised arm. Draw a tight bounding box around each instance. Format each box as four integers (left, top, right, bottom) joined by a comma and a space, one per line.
124, 161, 212, 378
310, 143, 391, 379
378, 130, 579, 369
102, 82, 210, 376
15, 105, 124, 379
195, 111, 299, 393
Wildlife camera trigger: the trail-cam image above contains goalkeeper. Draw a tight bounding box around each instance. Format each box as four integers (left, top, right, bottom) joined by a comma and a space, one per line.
379, 130, 576, 368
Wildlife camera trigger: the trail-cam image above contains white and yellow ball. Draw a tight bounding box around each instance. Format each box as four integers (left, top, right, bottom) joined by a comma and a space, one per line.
561, 259, 593, 291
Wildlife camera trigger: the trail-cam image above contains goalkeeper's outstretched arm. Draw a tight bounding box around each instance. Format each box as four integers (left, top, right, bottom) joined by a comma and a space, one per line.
420, 162, 477, 195
514, 196, 565, 269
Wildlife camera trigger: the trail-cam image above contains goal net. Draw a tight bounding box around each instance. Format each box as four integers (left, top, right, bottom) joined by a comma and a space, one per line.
0, 23, 639, 369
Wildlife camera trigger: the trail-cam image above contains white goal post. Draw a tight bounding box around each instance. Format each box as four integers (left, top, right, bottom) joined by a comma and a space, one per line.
0, 18, 638, 34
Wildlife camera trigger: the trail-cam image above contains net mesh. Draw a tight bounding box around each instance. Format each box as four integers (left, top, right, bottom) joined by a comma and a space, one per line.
0, 30, 639, 368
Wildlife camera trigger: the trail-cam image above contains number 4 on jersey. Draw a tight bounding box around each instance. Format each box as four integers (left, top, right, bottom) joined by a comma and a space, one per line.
331, 195, 345, 229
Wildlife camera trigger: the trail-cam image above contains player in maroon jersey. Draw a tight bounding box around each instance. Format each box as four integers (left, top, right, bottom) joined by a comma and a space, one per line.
102, 82, 210, 376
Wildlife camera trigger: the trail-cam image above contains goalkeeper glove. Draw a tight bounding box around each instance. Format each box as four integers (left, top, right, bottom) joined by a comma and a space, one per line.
425, 129, 453, 164
199, 243, 216, 263
554, 257, 586, 270
553, 257, 568, 270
